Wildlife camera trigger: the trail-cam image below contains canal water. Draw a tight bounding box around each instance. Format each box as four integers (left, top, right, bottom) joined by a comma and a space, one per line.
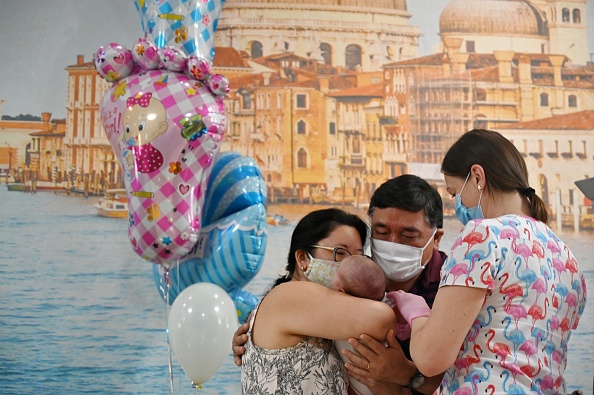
0, 188, 591, 394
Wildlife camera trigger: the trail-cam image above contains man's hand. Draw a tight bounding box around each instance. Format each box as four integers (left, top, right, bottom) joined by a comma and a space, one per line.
231, 322, 249, 366
342, 329, 416, 386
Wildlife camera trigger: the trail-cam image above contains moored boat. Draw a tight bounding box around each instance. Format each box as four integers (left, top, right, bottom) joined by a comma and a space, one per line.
267, 213, 290, 226
93, 189, 128, 218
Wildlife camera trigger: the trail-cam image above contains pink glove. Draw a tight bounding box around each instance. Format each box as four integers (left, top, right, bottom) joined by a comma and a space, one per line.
385, 290, 431, 327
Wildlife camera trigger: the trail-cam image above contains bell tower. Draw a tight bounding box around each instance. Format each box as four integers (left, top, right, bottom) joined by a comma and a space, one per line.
529, 0, 589, 64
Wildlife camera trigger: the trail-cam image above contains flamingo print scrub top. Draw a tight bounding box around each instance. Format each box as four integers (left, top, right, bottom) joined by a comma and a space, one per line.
439, 214, 587, 395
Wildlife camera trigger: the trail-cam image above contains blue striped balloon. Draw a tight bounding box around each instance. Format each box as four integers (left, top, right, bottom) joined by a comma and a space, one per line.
153, 152, 267, 322
202, 151, 267, 225
154, 203, 267, 301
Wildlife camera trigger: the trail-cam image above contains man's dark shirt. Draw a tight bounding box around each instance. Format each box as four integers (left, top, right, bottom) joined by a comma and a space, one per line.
398, 249, 447, 394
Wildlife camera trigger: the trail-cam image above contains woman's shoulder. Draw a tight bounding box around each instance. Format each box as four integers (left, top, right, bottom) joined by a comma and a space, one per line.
263, 281, 334, 308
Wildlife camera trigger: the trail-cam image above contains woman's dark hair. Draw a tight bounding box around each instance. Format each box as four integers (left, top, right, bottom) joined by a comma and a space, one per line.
271, 208, 368, 288
441, 129, 548, 223
368, 174, 443, 229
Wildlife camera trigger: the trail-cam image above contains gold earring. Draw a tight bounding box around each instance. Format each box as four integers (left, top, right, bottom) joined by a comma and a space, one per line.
478, 185, 482, 191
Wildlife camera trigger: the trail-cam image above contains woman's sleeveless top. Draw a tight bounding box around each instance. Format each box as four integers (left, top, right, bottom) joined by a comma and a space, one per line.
241, 303, 348, 394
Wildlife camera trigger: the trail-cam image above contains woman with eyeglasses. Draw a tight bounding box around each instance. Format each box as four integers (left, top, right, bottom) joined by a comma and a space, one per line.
240, 208, 399, 395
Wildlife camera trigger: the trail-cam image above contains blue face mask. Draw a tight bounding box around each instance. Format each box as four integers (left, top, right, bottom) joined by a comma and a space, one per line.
455, 173, 484, 226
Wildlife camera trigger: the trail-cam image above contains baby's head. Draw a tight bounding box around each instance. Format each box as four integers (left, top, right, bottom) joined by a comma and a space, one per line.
331, 255, 385, 301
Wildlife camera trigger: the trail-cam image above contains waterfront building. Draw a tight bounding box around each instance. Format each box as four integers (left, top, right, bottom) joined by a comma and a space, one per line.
28, 113, 66, 183
384, 50, 594, 164
222, 50, 361, 203
384, 0, 594, 165
64, 55, 119, 193
328, 79, 384, 206
439, 0, 589, 65
216, 0, 421, 72
0, 114, 65, 183
498, 110, 594, 229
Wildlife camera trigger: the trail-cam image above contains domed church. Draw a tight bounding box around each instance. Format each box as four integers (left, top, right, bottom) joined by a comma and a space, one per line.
215, 0, 421, 71
439, 0, 589, 65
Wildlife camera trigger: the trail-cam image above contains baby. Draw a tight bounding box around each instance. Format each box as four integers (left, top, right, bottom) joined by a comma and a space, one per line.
331, 255, 386, 395
330, 254, 386, 301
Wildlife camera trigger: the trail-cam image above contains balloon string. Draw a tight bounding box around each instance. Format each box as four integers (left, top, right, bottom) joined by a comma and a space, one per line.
175, 261, 181, 394
164, 266, 175, 395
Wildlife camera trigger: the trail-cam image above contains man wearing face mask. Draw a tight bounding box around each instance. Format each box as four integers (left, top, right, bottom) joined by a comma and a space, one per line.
342, 174, 446, 395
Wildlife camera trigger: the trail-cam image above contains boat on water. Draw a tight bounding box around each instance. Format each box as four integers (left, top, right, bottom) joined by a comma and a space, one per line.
93, 189, 129, 218
64, 186, 103, 197
6, 180, 67, 192
267, 213, 291, 226
6, 182, 25, 192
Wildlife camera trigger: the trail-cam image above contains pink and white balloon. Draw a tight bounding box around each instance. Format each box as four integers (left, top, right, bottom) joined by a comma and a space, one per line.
95, 0, 229, 268
99, 69, 225, 267
95, 43, 136, 82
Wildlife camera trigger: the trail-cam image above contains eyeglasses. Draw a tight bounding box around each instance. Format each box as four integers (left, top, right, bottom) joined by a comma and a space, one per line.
310, 245, 351, 262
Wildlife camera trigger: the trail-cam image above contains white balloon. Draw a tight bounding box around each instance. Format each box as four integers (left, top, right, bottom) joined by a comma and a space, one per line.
168, 282, 239, 385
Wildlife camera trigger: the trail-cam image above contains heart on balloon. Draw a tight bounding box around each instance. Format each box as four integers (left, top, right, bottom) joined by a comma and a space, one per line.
179, 184, 190, 195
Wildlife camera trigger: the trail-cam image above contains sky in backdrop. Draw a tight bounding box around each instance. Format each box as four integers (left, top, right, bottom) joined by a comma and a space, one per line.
1, 0, 593, 119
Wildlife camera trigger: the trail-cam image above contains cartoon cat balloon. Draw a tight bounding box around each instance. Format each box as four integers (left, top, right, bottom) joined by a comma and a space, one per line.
95, 0, 228, 267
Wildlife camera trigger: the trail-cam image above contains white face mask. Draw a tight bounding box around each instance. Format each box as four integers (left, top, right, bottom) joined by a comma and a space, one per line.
304, 253, 340, 288
371, 228, 437, 282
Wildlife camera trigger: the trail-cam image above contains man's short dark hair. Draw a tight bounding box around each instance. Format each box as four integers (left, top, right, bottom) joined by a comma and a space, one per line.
368, 174, 443, 228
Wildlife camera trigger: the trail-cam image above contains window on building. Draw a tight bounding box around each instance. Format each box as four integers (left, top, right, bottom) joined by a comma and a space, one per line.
568, 95, 577, 107
320, 43, 332, 65
296, 93, 307, 109
251, 41, 263, 59
345, 44, 362, 71
474, 114, 487, 129
297, 120, 306, 135
297, 148, 307, 168
562, 8, 570, 23
242, 93, 251, 110
329, 122, 336, 135
573, 8, 581, 23
353, 137, 361, 154
475, 89, 486, 101
540, 93, 549, 107
466, 40, 475, 53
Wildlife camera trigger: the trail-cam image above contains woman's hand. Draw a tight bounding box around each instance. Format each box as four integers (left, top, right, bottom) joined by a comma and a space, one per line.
231, 322, 249, 366
385, 291, 431, 326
